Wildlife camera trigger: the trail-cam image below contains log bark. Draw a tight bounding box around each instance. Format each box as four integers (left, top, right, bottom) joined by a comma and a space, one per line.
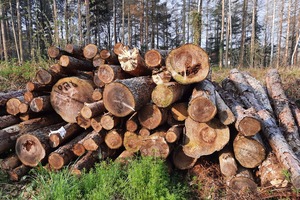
6, 96, 24, 115
115, 150, 134, 164
71, 151, 98, 175
0, 124, 20, 154
215, 91, 236, 125
50, 77, 95, 123
140, 132, 170, 158
165, 125, 183, 143
64, 44, 84, 58
97, 64, 129, 84
49, 123, 84, 148
145, 49, 169, 69
30, 95, 52, 112
0, 89, 25, 106
229, 68, 300, 189
47, 46, 71, 60
151, 82, 189, 108
118, 47, 151, 76
104, 129, 123, 149
15, 123, 65, 167
165, 44, 210, 84
0, 154, 21, 170
60, 55, 94, 71
137, 103, 168, 130
170, 102, 188, 121
233, 134, 266, 168
103, 76, 155, 117
183, 117, 230, 158
93, 70, 105, 87
151, 66, 172, 85
265, 68, 300, 157
92, 54, 105, 68
99, 49, 119, 64
82, 131, 104, 151
35, 68, 60, 85
80, 100, 106, 119
100, 113, 120, 130
92, 88, 103, 101
123, 131, 142, 153
0, 115, 20, 129
188, 80, 217, 123
90, 116, 103, 132
83, 44, 99, 60
26, 81, 52, 92
8, 164, 31, 181
172, 146, 197, 170
290, 101, 300, 128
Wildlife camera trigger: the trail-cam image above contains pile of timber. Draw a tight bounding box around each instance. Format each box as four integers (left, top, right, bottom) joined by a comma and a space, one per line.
1, 43, 300, 196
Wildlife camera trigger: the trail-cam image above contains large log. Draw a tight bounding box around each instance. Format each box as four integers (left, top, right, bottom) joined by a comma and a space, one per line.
0, 115, 20, 129
0, 89, 25, 106
137, 104, 168, 130
97, 64, 129, 84
229, 68, 300, 189
50, 77, 95, 123
183, 117, 230, 158
103, 76, 155, 117
165, 44, 210, 84
83, 44, 99, 60
265, 68, 300, 157
80, 100, 106, 119
59, 55, 94, 71
151, 82, 189, 108
99, 49, 119, 65
144, 49, 169, 69
35, 68, 60, 85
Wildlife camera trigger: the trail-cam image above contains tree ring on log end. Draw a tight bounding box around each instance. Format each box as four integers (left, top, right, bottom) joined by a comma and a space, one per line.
98, 64, 114, 84
239, 117, 261, 136
48, 153, 64, 170
200, 127, 217, 143
15, 134, 46, 167
145, 50, 162, 68
138, 104, 165, 130
103, 82, 135, 117
151, 85, 173, 108
188, 97, 217, 123
83, 44, 98, 59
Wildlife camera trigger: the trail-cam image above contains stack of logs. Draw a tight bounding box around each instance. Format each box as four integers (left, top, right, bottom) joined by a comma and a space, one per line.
1, 42, 300, 196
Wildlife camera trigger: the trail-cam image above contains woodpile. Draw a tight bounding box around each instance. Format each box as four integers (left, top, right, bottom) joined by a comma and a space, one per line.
1, 43, 300, 197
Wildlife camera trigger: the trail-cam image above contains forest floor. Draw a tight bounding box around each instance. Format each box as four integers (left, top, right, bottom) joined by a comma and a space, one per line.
1, 64, 300, 199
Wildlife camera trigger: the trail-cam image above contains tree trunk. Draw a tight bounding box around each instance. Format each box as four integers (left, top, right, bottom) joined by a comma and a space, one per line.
0, 90, 25, 106
0, 2, 8, 61
0, 115, 20, 129
9, 0, 20, 64
276, 0, 284, 68
78, 0, 83, 46
80, 100, 106, 119
65, 44, 84, 58
123, 131, 142, 153
219, 0, 225, 69
6, 96, 24, 116
30, 96, 52, 113
165, 125, 183, 143
16, 0, 23, 64
250, 0, 257, 67
140, 132, 170, 158
100, 113, 120, 130
59, 55, 94, 71
215, 91, 235, 125
218, 146, 238, 178
71, 151, 98, 175
83, 44, 99, 60
238, 0, 248, 68
85, 0, 90, 44
165, 44, 210, 84
8, 164, 30, 181
99, 49, 119, 65
0, 125, 20, 154
76, 113, 91, 129
35, 68, 60, 85
82, 131, 104, 151
151, 66, 172, 85
26, 81, 52, 92
47, 46, 72, 60
0, 154, 21, 170
104, 129, 123, 149
90, 116, 103, 133
97, 64, 130, 84
103, 76, 155, 117
144, 49, 169, 69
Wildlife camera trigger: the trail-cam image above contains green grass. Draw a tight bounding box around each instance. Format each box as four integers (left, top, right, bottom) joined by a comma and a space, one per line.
27, 156, 192, 200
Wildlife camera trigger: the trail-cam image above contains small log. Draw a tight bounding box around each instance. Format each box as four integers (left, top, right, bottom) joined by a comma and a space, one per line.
35, 68, 60, 85
18, 102, 29, 113
118, 47, 151, 76
188, 80, 217, 123
82, 131, 104, 151
24, 91, 46, 103
125, 112, 139, 132
151, 82, 189, 108
113, 42, 129, 56
99, 49, 120, 64
92, 54, 106, 68
49, 63, 75, 75
0, 124, 20, 154
72, 143, 86, 157
138, 104, 168, 130
71, 151, 99, 175
30, 95, 52, 112
138, 127, 151, 137
80, 100, 106, 119
0, 89, 25, 106
6, 96, 24, 115
145, 49, 169, 69
76, 114, 91, 129
104, 129, 123, 149
123, 131, 142, 153
90, 116, 103, 132
0, 154, 21, 170
140, 132, 170, 158
170, 102, 188, 121
172, 146, 197, 170
165, 44, 210, 84
47, 46, 72, 59
103, 76, 155, 117
64, 44, 84, 58
100, 113, 120, 130
218, 146, 238, 178
215, 91, 235, 125
151, 66, 172, 85
92, 88, 103, 101
59, 55, 94, 71
183, 117, 230, 158
257, 152, 289, 188
266, 68, 300, 157
93, 70, 105, 88
49, 123, 84, 148
97, 64, 129, 84
165, 125, 183, 143
0, 115, 20, 129
83, 44, 99, 60
50, 77, 95, 123
8, 164, 31, 181
26, 81, 52, 92
15, 123, 65, 167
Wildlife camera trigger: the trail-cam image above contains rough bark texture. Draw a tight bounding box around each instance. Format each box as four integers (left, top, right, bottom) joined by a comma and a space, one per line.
26, 81, 52, 92
76, 114, 91, 129
47, 46, 71, 60
30, 95, 52, 112
80, 100, 105, 119
138, 104, 168, 130
35, 68, 60, 85
60, 55, 94, 71
8, 164, 30, 181
64, 44, 84, 58
99, 49, 119, 64
172, 146, 197, 170
0, 154, 21, 170
0, 90, 25, 106
165, 44, 210, 84
215, 91, 235, 125
71, 151, 98, 175
0, 115, 20, 129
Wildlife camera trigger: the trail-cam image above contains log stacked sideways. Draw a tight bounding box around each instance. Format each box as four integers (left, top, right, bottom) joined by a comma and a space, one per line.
1, 43, 300, 196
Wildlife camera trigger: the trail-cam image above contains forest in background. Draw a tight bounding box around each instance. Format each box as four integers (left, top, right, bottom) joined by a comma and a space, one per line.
0, 0, 299, 69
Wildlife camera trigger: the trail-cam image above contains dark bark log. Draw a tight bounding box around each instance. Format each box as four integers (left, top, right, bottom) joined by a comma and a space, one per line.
97, 64, 130, 84
59, 55, 94, 71
138, 103, 168, 130
35, 68, 60, 85
26, 81, 52, 92
145, 49, 169, 69
0, 124, 20, 154
99, 49, 119, 64
80, 100, 106, 119
49, 63, 76, 76
215, 91, 236, 125
30, 95, 52, 112
0, 115, 20, 129
172, 146, 197, 170
104, 129, 123, 149
8, 164, 31, 181
83, 44, 99, 60
82, 131, 104, 151
64, 44, 84, 58
71, 151, 98, 175
103, 76, 155, 117
47, 46, 72, 60
0, 154, 21, 170
0, 90, 25, 106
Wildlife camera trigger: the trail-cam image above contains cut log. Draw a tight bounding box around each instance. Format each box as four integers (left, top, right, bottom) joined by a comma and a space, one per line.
183, 117, 230, 158
172, 146, 197, 170
0, 154, 21, 170
151, 66, 172, 85
18, 102, 29, 113
125, 113, 139, 132
71, 151, 99, 175
118, 47, 151, 76
82, 131, 104, 151
170, 102, 188, 121
49, 63, 75, 75
100, 113, 120, 130
97, 64, 129, 84
151, 82, 189, 108
257, 152, 289, 188
103, 76, 155, 117
0, 115, 20, 129
83, 44, 99, 60
99, 49, 119, 64
165, 44, 210, 84
26, 81, 52, 92
233, 134, 266, 168
104, 129, 123, 149
30, 95, 52, 112
47, 46, 71, 59
218, 146, 238, 178
140, 133, 170, 158
80, 100, 106, 119
123, 131, 142, 153
49, 123, 84, 148
6, 96, 24, 115
266, 68, 300, 157
72, 143, 86, 157
165, 125, 183, 143
35, 68, 60, 85
92, 88, 103, 101
76, 114, 91, 129
92, 54, 106, 68
64, 44, 84, 58
215, 91, 236, 125
188, 80, 217, 123
59, 55, 94, 71
138, 127, 151, 137
138, 104, 168, 130
0, 89, 25, 106
15, 123, 65, 167
8, 164, 31, 181
229, 68, 300, 189
145, 49, 169, 69
50, 77, 95, 123
90, 116, 103, 132
113, 42, 129, 56
0, 124, 20, 154
93, 70, 105, 87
